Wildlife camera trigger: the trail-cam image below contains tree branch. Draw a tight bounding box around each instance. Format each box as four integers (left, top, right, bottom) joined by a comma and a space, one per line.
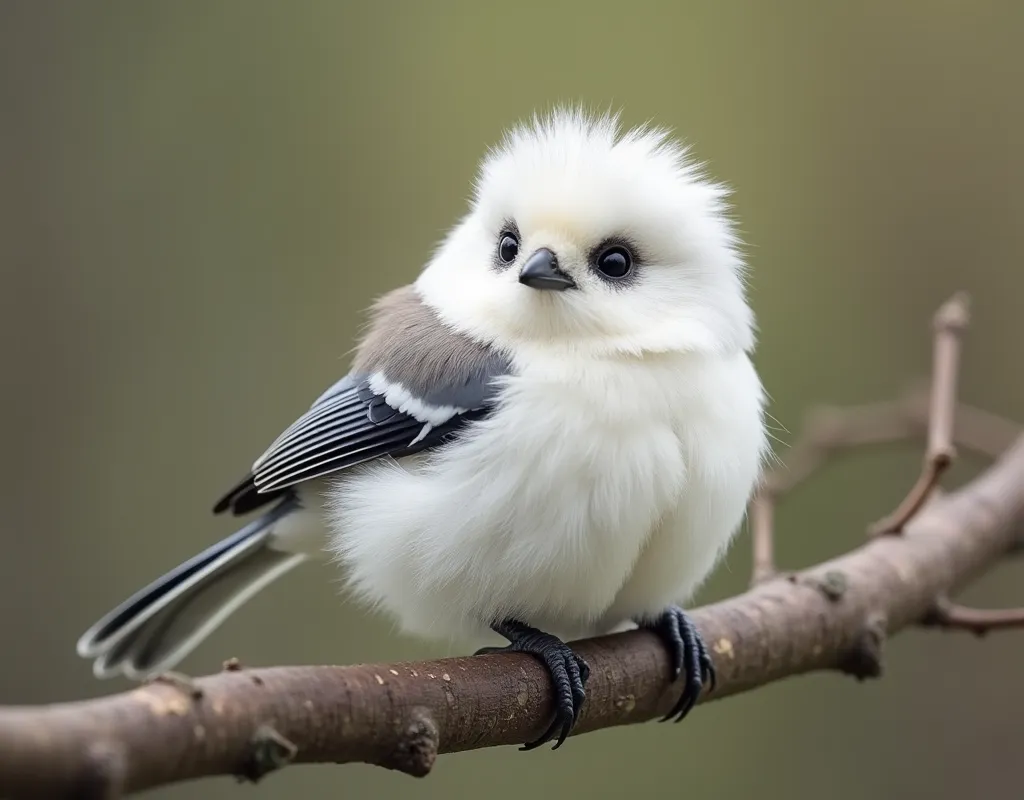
0, 436, 1020, 797
1, 294, 1022, 798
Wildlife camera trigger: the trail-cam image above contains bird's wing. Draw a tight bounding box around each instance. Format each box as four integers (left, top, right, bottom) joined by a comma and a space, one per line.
213, 287, 510, 516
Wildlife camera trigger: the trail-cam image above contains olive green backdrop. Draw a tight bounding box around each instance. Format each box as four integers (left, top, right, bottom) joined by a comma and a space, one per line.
2, 2, 1022, 798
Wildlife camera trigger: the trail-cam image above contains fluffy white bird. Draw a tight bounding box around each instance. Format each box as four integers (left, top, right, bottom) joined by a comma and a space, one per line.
76, 108, 768, 750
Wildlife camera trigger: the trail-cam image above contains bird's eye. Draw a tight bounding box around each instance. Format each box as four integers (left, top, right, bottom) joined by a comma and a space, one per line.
595, 245, 633, 279
497, 232, 520, 264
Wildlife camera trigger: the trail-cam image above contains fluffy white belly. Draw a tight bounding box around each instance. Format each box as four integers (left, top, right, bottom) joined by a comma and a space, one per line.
325, 351, 765, 645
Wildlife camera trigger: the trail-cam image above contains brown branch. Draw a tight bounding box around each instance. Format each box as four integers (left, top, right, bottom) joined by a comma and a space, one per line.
869, 292, 970, 535
0, 434, 1021, 797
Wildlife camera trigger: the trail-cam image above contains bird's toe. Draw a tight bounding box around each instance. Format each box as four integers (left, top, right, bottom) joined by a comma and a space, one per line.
635, 606, 715, 723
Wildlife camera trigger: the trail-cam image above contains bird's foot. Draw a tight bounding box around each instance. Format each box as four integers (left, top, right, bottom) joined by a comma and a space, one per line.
636, 605, 715, 722
475, 619, 589, 750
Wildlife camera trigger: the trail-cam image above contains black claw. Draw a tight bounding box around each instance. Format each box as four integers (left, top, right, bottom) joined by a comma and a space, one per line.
636, 606, 716, 723
476, 619, 590, 750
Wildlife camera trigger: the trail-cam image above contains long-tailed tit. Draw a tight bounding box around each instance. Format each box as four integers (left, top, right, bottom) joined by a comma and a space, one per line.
77, 108, 768, 750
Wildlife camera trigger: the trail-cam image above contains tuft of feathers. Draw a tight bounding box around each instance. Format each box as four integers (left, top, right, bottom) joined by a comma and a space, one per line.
479, 107, 705, 205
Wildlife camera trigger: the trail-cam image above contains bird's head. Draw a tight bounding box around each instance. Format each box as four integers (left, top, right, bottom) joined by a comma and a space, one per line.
415, 108, 754, 360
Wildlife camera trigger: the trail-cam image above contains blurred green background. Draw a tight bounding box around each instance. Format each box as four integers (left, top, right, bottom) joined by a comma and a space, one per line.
2, 2, 1022, 798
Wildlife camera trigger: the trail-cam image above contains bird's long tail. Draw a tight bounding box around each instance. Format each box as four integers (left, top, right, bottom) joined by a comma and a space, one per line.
76, 499, 307, 679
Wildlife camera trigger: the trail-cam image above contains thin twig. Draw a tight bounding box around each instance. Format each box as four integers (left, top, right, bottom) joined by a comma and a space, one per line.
921, 596, 1024, 636
749, 391, 1018, 586
749, 491, 778, 585
868, 293, 970, 535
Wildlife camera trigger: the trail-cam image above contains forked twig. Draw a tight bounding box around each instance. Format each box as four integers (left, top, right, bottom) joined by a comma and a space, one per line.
750, 292, 1023, 633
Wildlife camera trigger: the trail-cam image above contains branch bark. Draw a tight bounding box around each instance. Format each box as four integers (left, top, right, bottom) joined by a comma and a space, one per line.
1, 433, 1023, 798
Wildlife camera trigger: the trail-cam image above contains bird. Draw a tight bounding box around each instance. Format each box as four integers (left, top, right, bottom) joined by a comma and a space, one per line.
76, 107, 769, 751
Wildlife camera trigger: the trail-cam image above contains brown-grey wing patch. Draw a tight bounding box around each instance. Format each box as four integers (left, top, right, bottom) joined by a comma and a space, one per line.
352, 285, 511, 411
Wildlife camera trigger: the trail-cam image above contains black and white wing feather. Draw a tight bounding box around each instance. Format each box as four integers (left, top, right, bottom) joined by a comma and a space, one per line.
252, 374, 486, 493
213, 372, 501, 517
213, 286, 511, 517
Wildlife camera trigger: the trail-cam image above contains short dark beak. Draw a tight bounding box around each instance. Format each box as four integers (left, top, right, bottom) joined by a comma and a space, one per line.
518, 248, 577, 291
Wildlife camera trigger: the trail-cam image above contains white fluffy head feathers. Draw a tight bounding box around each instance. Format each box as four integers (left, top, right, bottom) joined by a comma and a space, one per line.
415, 107, 755, 359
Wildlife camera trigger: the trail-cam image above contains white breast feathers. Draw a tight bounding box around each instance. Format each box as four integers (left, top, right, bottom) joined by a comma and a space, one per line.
325, 348, 767, 646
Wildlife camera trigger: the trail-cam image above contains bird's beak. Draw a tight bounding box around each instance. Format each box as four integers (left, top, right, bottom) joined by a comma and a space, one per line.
518, 248, 577, 291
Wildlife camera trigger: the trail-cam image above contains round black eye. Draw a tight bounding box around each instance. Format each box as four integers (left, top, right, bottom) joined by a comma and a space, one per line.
595, 245, 633, 279
497, 232, 520, 264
